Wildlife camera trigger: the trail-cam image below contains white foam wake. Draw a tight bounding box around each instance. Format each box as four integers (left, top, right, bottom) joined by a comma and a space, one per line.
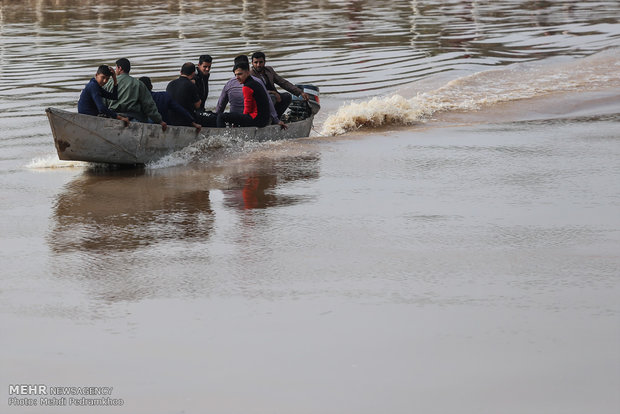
25, 154, 91, 169
145, 130, 265, 170
321, 49, 620, 136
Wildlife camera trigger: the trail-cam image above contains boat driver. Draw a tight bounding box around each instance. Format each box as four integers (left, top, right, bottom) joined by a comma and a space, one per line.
250, 51, 309, 118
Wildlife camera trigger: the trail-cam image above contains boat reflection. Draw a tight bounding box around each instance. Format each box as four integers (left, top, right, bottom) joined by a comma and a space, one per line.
49, 168, 216, 254
46, 152, 320, 302
222, 156, 320, 211
223, 174, 280, 210
49, 152, 320, 254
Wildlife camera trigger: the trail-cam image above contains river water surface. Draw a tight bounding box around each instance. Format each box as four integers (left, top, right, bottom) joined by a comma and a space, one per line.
1, 1, 619, 413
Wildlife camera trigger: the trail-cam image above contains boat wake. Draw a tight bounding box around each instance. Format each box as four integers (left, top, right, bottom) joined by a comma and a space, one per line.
26, 154, 131, 171
26, 130, 306, 171
145, 130, 269, 170
321, 48, 620, 135
26, 154, 92, 170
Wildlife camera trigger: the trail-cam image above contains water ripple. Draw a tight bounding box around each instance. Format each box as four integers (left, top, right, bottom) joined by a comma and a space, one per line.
1, 0, 619, 150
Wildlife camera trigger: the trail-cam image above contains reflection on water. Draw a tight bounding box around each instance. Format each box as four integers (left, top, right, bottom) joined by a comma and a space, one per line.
223, 157, 320, 210
224, 174, 294, 210
46, 151, 320, 302
50, 152, 320, 253
50, 169, 215, 253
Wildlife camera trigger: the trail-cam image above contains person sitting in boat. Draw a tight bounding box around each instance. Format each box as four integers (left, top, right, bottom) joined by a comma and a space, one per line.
77, 65, 129, 125
104, 58, 167, 131
166, 62, 207, 128
250, 51, 309, 118
138, 76, 201, 132
216, 62, 271, 128
215, 55, 285, 129
193, 54, 217, 127
195, 54, 211, 111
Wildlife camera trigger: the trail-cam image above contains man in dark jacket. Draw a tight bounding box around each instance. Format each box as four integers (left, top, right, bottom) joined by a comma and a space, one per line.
250, 51, 309, 117
139, 76, 201, 131
166, 62, 202, 127
78, 65, 129, 126
195, 54, 211, 111
194, 54, 217, 127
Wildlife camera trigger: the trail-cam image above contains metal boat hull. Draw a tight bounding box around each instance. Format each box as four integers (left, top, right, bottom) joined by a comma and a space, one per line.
46, 107, 314, 165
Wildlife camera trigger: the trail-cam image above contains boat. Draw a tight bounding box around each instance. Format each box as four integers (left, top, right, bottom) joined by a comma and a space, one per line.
46, 85, 320, 165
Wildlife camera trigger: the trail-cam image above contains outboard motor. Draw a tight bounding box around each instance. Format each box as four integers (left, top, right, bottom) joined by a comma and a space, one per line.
286, 84, 320, 122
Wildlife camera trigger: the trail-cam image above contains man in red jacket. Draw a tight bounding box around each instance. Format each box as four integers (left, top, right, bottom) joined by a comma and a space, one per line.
217, 62, 271, 128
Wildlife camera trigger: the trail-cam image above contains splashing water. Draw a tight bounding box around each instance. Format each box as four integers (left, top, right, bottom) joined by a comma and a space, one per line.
25, 154, 91, 169
321, 49, 620, 136
145, 130, 269, 170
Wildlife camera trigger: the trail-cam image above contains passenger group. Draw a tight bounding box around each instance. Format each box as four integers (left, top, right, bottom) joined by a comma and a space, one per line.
77, 53, 310, 132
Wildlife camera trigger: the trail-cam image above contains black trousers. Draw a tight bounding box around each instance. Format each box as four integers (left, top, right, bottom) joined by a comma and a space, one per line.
273, 92, 292, 118
196, 111, 217, 127
217, 112, 268, 128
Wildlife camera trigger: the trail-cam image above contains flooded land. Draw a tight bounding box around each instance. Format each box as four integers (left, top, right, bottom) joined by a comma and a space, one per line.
1, 1, 619, 413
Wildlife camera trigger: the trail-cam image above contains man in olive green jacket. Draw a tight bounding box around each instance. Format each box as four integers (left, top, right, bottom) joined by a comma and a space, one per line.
105, 58, 167, 131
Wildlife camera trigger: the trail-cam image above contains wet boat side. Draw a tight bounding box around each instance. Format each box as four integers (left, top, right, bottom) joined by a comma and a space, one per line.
46, 107, 314, 164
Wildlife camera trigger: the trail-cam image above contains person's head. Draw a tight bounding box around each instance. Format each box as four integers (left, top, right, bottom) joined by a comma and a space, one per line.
197, 54, 212, 76
94, 65, 113, 87
234, 54, 249, 65
115, 58, 131, 75
138, 76, 153, 91
181, 62, 196, 78
251, 51, 266, 73
233, 62, 251, 84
